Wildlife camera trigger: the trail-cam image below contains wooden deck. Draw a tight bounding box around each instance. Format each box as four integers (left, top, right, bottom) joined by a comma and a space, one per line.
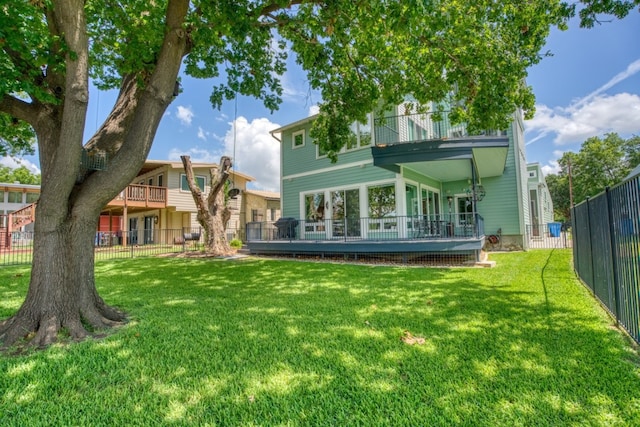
105, 184, 167, 209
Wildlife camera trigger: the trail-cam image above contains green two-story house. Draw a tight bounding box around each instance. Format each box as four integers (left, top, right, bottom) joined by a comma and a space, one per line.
246, 102, 550, 264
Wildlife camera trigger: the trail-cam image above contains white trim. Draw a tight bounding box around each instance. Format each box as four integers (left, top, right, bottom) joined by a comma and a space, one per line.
283, 159, 373, 180
292, 130, 305, 149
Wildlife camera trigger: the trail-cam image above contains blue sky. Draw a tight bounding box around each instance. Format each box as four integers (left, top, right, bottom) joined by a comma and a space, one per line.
3, 12, 639, 192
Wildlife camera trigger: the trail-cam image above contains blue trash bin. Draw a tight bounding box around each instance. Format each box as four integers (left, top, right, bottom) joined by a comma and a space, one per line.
548, 222, 561, 237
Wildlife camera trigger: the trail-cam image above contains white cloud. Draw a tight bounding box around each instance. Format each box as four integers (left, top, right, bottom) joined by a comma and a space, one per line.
541, 160, 561, 176
540, 150, 569, 176
0, 156, 41, 175
526, 58, 640, 146
167, 147, 219, 164
197, 126, 207, 141
571, 58, 640, 111
308, 105, 320, 116
526, 93, 640, 145
166, 116, 281, 192
224, 116, 281, 192
175, 105, 194, 126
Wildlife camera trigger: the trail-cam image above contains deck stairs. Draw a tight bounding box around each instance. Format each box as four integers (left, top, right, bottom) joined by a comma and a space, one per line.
0, 203, 36, 249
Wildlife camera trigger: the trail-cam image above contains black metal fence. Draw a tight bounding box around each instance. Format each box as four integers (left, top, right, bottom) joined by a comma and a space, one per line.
525, 222, 572, 249
572, 175, 640, 345
0, 228, 207, 266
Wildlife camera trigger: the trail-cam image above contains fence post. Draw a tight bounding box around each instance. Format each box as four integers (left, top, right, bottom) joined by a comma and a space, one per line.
585, 197, 596, 295
605, 187, 622, 326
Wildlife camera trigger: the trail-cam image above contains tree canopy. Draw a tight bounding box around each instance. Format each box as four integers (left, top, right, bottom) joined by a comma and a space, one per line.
0, 165, 41, 185
546, 133, 640, 220
1, 1, 637, 161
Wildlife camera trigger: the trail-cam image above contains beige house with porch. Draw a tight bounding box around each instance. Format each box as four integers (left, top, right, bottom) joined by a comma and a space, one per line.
2, 160, 279, 248
99, 160, 256, 244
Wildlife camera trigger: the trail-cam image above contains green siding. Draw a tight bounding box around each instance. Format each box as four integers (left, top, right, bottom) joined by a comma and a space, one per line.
474, 127, 522, 236
281, 164, 395, 218
282, 123, 373, 178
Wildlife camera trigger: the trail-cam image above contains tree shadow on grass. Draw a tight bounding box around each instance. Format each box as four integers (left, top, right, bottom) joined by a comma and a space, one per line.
2, 252, 640, 425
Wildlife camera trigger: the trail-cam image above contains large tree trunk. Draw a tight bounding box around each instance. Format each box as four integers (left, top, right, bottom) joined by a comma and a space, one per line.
181, 155, 234, 256
0, 0, 190, 349
0, 211, 126, 348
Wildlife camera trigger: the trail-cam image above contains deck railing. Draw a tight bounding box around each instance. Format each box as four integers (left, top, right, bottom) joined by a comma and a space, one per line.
108, 184, 167, 208
246, 214, 484, 242
374, 110, 507, 146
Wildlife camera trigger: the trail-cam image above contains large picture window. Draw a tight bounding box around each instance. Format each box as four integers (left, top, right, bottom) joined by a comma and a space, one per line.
368, 184, 396, 218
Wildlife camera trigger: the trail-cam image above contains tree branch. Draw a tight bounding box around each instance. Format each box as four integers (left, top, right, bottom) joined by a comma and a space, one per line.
0, 95, 38, 126
207, 157, 232, 209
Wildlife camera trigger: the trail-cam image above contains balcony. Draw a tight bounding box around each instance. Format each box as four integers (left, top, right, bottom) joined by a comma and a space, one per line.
106, 184, 167, 209
371, 111, 510, 182
374, 110, 507, 146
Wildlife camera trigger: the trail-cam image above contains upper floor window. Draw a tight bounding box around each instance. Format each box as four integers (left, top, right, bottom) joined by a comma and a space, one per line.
181, 174, 205, 191
528, 170, 537, 178
347, 118, 372, 151
148, 178, 153, 186
317, 118, 372, 158
157, 174, 164, 187
7, 191, 22, 203
25, 193, 39, 203
0, 190, 4, 202
292, 130, 305, 148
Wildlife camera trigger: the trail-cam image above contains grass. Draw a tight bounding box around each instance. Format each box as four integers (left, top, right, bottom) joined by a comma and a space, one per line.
1, 250, 639, 426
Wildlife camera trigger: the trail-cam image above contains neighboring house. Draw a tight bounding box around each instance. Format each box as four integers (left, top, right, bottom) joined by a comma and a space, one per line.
243, 188, 281, 225
0, 182, 39, 231
2, 160, 275, 248
98, 160, 256, 244
246, 101, 550, 262
526, 163, 554, 237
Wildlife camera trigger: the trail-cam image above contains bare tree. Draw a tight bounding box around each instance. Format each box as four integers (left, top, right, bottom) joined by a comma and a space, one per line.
181, 156, 233, 255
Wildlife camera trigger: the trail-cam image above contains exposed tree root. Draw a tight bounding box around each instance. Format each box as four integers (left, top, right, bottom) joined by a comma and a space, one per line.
0, 303, 127, 351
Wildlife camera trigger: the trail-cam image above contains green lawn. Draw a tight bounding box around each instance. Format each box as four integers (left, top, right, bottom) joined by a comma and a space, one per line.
1, 250, 639, 426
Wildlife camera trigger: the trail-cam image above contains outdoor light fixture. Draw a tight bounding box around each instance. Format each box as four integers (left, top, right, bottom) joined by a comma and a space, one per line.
228, 188, 240, 199
476, 185, 486, 201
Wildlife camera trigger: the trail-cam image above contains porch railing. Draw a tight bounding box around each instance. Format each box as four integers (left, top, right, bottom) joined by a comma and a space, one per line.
107, 184, 167, 208
374, 110, 507, 146
246, 214, 484, 242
